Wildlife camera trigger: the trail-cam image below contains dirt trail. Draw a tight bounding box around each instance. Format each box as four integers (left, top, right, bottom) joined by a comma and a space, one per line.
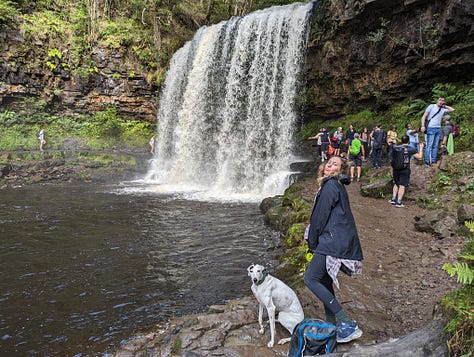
296, 178, 463, 346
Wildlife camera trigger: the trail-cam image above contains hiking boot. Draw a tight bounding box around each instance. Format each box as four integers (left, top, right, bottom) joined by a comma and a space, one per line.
336, 320, 363, 343
388, 198, 396, 205
395, 201, 405, 208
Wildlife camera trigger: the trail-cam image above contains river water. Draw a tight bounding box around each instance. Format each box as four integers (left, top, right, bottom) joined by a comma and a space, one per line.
0, 182, 281, 356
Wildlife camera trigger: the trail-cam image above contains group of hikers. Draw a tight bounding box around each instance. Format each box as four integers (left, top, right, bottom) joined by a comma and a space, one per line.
309, 97, 456, 172
301, 97, 456, 348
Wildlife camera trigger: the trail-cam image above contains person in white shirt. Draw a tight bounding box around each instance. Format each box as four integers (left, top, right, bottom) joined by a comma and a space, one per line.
420, 97, 454, 166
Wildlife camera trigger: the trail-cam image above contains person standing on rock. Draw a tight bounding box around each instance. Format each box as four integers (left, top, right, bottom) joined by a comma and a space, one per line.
304, 155, 364, 344
38, 128, 46, 152
420, 97, 454, 166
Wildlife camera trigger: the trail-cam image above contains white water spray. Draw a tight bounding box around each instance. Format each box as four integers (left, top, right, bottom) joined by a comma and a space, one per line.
146, 2, 314, 201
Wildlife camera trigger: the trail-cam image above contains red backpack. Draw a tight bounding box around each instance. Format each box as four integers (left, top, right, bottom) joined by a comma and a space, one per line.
452, 124, 460, 138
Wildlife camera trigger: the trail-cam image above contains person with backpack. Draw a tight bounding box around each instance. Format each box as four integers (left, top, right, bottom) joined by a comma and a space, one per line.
347, 133, 364, 181
420, 97, 454, 166
388, 135, 424, 208
332, 127, 343, 156
304, 156, 363, 344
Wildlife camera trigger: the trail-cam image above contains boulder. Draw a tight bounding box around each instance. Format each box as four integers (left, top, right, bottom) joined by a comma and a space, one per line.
457, 203, 474, 224
360, 178, 392, 198
414, 210, 458, 239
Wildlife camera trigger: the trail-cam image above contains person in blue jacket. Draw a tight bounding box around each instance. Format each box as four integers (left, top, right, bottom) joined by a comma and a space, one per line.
304, 155, 364, 344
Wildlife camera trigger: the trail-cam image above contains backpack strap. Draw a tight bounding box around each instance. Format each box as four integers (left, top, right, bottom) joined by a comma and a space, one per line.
426, 106, 442, 127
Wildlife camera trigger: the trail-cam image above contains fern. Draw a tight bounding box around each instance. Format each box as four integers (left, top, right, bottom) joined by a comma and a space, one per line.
465, 220, 474, 232
442, 221, 474, 286
443, 262, 474, 285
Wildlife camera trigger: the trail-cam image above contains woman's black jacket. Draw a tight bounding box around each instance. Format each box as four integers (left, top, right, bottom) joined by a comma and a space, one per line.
307, 176, 363, 261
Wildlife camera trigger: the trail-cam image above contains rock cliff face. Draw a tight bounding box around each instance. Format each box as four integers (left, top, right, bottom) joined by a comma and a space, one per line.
304, 0, 474, 119
1, 0, 473, 122
0, 31, 158, 122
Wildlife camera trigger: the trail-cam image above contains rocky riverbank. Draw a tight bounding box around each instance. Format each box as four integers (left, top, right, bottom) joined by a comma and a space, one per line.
0, 148, 152, 187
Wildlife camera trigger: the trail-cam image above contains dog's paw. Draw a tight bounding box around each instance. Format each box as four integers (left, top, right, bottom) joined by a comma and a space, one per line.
267, 341, 274, 348
259, 327, 265, 335
278, 337, 291, 345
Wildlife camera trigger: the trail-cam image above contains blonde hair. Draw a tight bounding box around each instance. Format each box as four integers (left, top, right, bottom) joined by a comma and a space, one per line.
316, 156, 348, 184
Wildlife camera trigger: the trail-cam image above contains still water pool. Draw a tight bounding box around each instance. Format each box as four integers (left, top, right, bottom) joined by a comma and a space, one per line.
0, 182, 280, 356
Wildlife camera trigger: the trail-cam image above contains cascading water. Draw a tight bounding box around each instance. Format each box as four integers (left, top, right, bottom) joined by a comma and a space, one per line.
146, 2, 314, 201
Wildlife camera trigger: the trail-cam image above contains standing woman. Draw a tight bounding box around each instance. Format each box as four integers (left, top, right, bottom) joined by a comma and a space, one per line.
304, 155, 364, 343
360, 127, 369, 161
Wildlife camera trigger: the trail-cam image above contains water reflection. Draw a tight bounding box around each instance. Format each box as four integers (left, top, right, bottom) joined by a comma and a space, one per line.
0, 183, 280, 355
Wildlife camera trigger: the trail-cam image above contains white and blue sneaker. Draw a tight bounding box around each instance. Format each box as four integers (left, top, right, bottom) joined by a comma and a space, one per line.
337, 320, 363, 343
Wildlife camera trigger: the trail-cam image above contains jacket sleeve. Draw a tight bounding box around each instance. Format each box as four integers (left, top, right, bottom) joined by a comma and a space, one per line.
307, 179, 339, 251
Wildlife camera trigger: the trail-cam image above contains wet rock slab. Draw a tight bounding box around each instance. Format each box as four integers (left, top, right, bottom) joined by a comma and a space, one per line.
114, 295, 447, 357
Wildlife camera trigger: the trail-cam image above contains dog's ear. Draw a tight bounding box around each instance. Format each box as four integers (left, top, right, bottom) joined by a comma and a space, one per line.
247, 264, 254, 276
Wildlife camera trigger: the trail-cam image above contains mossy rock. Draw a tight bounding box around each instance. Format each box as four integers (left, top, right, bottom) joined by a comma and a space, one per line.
360, 178, 392, 198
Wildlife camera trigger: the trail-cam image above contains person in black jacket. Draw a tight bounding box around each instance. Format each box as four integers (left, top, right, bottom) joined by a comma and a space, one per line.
304, 155, 364, 344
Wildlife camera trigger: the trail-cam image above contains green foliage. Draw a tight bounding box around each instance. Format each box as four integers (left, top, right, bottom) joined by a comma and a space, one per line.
0, 105, 155, 151
415, 196, 443, 210
21, 10, 71, 41
428, 173, 452, 194
286, 223, 306, 248
170, 337, 182, 355
442, 221, 474, 356
367, 18, 390, 43
443, 261, 474, 285
0, 0, 20, 27
98, 18, 141, 49
47, 48, 62, 59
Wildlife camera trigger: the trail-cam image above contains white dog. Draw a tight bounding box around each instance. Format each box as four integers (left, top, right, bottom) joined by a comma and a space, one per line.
247, 264, 304, 347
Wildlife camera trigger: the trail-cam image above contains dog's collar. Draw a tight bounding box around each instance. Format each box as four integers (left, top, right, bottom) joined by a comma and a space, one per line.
256, 270, 269, 285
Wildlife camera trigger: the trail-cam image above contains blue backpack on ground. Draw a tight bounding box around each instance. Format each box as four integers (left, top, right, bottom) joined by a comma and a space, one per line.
287, 318, 337, 356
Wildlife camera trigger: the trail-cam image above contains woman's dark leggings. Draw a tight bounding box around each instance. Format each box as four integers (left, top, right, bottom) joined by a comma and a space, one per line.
304, 253, 342, 321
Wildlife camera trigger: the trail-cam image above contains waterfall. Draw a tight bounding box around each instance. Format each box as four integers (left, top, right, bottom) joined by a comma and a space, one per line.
146, 2, 314, 201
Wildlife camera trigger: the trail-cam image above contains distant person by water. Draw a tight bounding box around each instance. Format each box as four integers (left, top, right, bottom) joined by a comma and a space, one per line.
149, 135, 156, 154
38, 128, 46, 151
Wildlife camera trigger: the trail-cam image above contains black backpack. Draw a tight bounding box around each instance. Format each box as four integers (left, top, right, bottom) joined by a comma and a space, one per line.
391, 145, 410, 170
287, 318, 337, 356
